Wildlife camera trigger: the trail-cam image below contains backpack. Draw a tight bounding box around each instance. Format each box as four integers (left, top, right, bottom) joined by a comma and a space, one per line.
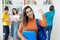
36, 19, 47, 40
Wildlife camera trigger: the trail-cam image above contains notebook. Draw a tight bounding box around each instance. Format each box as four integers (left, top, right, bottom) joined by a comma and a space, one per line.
22, 31, 36, 40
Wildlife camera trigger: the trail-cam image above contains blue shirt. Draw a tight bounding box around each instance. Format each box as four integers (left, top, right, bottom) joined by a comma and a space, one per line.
44, 10, 55, 26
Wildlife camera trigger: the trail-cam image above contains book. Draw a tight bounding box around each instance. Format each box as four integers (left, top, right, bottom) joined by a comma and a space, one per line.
22, 31, 36, 40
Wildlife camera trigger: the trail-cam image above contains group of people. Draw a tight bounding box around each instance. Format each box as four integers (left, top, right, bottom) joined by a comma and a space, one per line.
2, 7, 20, 40
2, 4, 55, 40
18, 5, 55, 40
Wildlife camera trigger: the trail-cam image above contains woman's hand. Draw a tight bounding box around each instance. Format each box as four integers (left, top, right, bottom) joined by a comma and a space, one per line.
22, 37, 27, 40
14, 19, 17, 22
38, 9, 44, 14
12, 18, 17, 22
38, 9, 47, 27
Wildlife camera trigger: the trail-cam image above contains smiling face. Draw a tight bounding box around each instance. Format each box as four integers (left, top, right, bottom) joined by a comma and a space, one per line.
13, 9, 16, 14
22, 6, 35, 26
26, 8, 34, 19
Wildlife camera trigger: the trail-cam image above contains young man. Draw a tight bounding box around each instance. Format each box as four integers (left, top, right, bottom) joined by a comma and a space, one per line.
2, 6, 10, 40
44, 5, 55, 40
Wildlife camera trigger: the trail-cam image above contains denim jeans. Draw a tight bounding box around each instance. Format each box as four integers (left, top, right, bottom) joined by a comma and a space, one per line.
45, 26, 52, 40
11, 21, 19, 40
3, 25, 9, 40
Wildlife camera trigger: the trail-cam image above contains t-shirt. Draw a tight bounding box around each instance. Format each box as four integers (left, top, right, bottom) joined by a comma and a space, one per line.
11, 15, 20, 22
2, 12, 10, 26
44, 10, 55, 26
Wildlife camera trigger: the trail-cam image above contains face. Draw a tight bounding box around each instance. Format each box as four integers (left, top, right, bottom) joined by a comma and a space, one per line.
5, 10, 9, 13
13, 9, 16, 14
26, 8, 34, 19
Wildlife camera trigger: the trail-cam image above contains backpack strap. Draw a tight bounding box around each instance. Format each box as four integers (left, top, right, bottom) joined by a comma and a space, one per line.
36, 19, 47, 40
36, 19, 45, 30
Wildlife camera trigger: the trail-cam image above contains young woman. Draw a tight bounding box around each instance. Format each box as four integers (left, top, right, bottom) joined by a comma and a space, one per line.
10, 8, 20, 40
18, 6, 46, 40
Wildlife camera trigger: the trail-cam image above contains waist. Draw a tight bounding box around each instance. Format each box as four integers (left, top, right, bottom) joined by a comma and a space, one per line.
3, 22, 10, 25
3, 25, 9, 27
22, 30, 37, 36
22, 30, 36, 35
22, 30, 36, 32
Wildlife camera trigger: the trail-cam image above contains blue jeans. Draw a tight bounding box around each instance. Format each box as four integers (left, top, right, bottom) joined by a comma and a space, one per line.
45, 26, 52, 40
11, 22, 19, 40
3, 25, 9, 40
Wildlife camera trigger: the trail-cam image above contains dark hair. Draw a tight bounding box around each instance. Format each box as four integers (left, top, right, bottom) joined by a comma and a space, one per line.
49, 5, 54, 11
22, 6, 35, 26
12, 8, 18, 15
4, 6, 9, 10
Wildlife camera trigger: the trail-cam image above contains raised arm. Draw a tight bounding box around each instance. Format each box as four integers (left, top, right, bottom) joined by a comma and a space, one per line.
38, 9, 47, 27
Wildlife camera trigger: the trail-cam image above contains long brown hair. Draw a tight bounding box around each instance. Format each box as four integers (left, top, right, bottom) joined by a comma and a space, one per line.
22, 6, 35, 26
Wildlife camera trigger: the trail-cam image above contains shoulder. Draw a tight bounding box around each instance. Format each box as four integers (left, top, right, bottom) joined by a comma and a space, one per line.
52, 10, 55, 13
18, 22, 23, 31
45, 12, 51, 16
45, 12, 50, 14
2, 12, 5, 15
36, 19, 41, 22
19, 22, 23, 28
17, 14, 20, 17
2, 12, 5, 17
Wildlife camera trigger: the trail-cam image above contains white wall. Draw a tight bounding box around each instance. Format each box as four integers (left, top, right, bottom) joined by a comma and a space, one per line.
0, 0, 3, 40
51, 0, 60, 40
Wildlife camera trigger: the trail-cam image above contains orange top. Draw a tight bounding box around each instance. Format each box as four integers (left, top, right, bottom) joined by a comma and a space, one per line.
18, 15, 46, 39
18, 15, 46, 32
19, 18, 38, 34
23, 18, 38, 34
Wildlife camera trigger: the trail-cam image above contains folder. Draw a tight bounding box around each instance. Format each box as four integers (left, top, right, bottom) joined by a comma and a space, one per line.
22, 31, 36, 40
